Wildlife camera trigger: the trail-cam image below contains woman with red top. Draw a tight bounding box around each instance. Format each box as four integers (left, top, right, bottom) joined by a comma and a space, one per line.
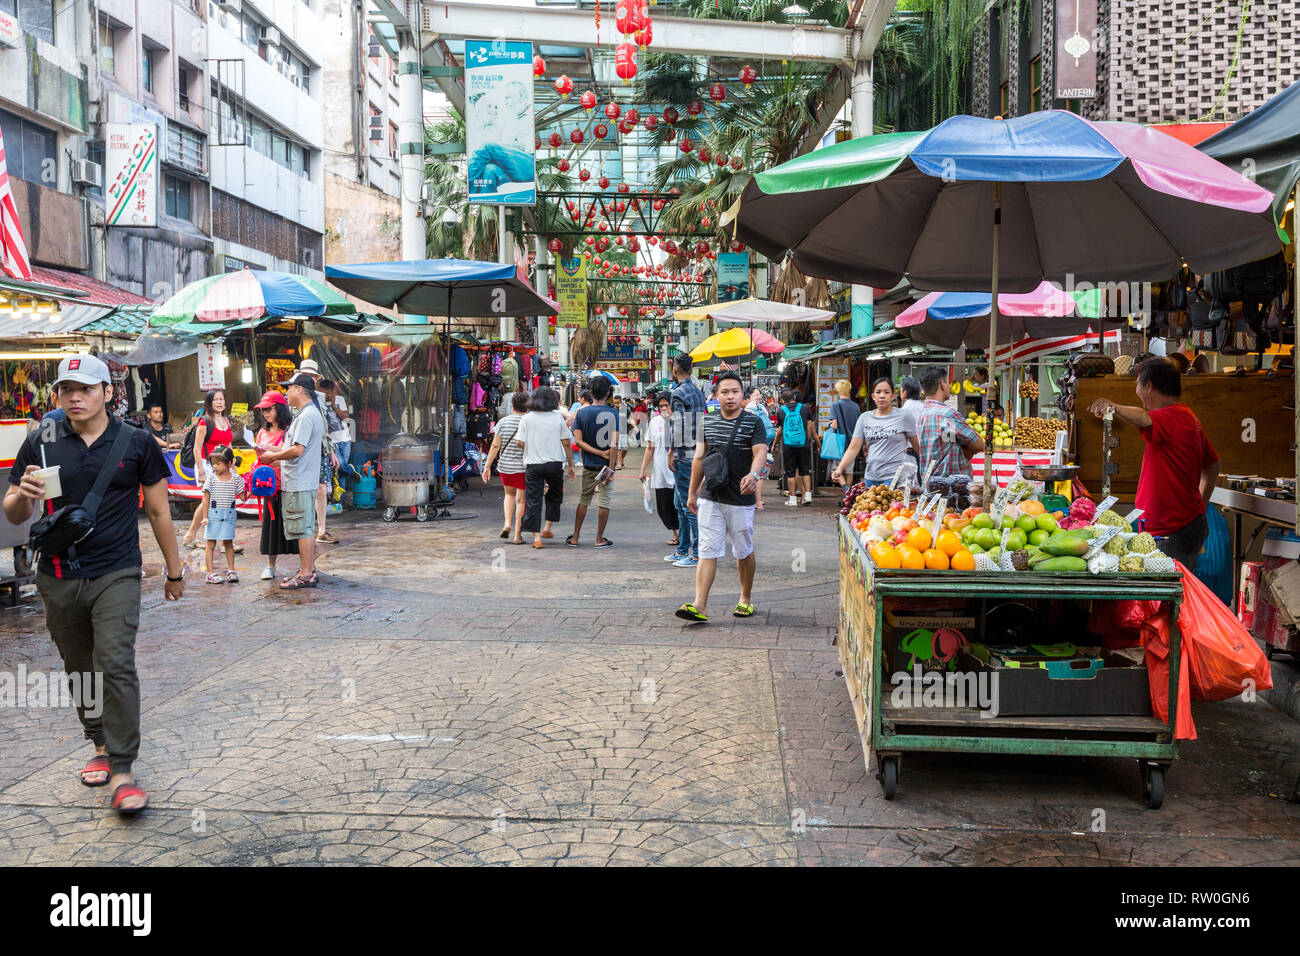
1088, 357, 1221, 570
253, 391, 299, 580
181, 389, 234, 550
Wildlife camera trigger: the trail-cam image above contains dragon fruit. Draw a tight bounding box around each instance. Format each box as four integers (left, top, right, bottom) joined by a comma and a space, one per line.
1069, 497, 1096, 523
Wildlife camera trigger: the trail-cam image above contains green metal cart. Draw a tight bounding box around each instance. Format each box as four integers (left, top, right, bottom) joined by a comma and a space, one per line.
837, 517, 1184, 808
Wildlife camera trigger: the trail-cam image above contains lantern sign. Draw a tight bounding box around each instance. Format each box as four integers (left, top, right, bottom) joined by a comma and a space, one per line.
614, 42, 638, 82
739, 65, 757, 87
579, 90, 597, 111
709, 82, 726, 102
554, 75, 574, 97
686, 99, 703, 116
465, 40, 536, 205
570, 128, 584, 144
604, 102, 621, 120
593, 123, 609, 140
662, 106, 678, 125
533, 55, 545, 77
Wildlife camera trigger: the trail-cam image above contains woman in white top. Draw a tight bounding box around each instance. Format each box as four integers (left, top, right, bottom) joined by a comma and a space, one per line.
514, 386, 576, 549
483, 391, 530, 543
637, 394, 679, 547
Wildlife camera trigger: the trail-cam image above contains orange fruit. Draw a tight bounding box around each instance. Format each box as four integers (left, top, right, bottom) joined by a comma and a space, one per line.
923, 548, 949, 570
906, 527, 932, 552
936, 530, 963, 557
1019, 500, 1046, 516
874, 545, 902, 569
897, 545, 925, 570
950, 549, 976, 571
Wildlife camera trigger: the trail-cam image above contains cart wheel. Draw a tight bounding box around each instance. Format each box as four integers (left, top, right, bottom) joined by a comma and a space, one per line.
1141, 762, 1165, 810
878, 756, 898, 801
382, 507, 397, 523
415, 507, 429, 522
12, 546, 30, 577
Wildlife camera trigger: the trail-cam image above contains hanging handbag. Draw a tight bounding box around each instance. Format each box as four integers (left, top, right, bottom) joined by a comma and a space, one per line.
29, 424, 137, 571
701, 415, 744, 493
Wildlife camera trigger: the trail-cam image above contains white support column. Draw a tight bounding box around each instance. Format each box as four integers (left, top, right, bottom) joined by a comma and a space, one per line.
557, 326, 570, 370
850, 57, 874, 336
398, 28, 424, 265
535, 235, 550, 358
498, 206, 511, 341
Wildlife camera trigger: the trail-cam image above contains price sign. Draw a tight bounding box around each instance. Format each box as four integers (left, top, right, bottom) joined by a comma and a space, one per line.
929, 502, 946, 545
903, 484, 912, 510
197, 343, 225, 391
990, 488, 1011, 527
1085, 526, 1122, 559
1123, 508, 1144, 529
921, 459, 939, 491
888, 464, 906, 491
1097, 495, 1118, 514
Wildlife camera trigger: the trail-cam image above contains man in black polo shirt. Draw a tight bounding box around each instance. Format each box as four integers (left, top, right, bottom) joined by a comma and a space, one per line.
3, 355, 184, 817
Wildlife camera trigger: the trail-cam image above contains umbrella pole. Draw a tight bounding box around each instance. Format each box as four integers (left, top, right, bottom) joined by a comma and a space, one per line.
443, 287, 453, 508
249, 319, 260, 394
985, 182, 1002, 503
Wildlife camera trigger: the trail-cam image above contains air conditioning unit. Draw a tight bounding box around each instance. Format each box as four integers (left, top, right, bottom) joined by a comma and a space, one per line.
368, 40, 382, 59
260, 26, 280, 47
217, 0, 241, 12
72, 158, 103, 188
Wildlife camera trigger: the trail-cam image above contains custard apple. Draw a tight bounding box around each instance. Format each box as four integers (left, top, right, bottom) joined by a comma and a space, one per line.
1143, 552, 1176, 573
1103, 535, 1128, 556
1095, 509, 1127, 528
1119, 554, 1146, 572
1129, 532, 1157, 555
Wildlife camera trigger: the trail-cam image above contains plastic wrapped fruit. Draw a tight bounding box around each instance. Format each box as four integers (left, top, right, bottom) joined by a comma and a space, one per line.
1119, 554, 1146, 572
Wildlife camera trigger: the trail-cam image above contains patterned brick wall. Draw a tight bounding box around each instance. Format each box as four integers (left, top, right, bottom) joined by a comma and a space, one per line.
973, 0, 1299, 122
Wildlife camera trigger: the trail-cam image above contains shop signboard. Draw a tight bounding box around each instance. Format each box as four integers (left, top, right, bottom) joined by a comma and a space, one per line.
0, 11, 20, 46
594, 359, 650, 371
818, 359, 849, 431
717, 252, 749, 302
464, 40, 536, 205
197, 343, 225, 391
556, 257, 588, 328
1055, 0, 1098, 99
106, 123, 158, 227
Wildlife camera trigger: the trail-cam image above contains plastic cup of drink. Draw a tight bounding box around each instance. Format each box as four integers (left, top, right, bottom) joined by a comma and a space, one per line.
32, 465, 61, 499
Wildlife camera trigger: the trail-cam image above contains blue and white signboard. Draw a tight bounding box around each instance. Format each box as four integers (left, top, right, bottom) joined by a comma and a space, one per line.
465, 40, 536, 205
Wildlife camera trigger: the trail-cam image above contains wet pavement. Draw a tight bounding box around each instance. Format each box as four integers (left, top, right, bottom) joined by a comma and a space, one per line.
1, 450, 1297, 865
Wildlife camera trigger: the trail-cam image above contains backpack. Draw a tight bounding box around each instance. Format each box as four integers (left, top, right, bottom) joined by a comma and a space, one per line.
179, 425, 198, 469
781, 403, 806, 447
248, 464, 278, 497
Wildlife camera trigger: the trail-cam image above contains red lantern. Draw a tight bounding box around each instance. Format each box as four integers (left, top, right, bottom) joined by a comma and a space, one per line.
547, 132, 562, 148
686, 99, 703, 116
701, 217, 712, 229
731, 241, 746, 253
598, 221, 608, 232
579, 90, 597, 112
634, 21, 653, 48
618, 119, 633, 135
604, 102, 621, 120
649, 236, 658, 245
533, 55, 545, 77
535, 140, 544, 151
662, 106, 679, 126
617, 183, 630, 194
616, 201, 626, 213
643, 114, 657, 131
570, 129, 584, 145
615, 236, 624, 245
730, 156, 743, 171
739, 65, 757, 88
593, 123, 609, 140
585, 236, 595, 246
709, 83, 726, 102
598, 176, 610, 189
697, 146, 711, 163
696, 241, 709, 255
547, 238, 563, 254
597, 237, 609, 252
557, 158, 570, 172
614, 42, 637, 82
578, 168, 591, 182
715, 154, 728, 167
625, 108, 639, 125
669, 186, 681, 195
615, 0, 645, 36
679, 136, 693, 154
619, 306, 628, 315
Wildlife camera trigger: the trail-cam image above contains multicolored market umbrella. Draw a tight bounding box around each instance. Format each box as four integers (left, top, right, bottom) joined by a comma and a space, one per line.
688, 327, 785, 364
150, 269, 360, 328
896, 282, 1102, 349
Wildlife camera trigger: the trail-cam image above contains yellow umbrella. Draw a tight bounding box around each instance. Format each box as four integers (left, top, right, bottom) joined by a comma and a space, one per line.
689, 327, 785, 363
674, 302, 717, 322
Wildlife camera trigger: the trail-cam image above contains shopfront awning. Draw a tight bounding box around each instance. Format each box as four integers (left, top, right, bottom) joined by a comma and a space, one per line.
0, 267, 152, 339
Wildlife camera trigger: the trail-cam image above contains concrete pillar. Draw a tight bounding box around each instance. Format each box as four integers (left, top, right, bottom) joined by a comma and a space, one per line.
498, 206, 511, 341
535, 235, 550, 359
557, 325, 570, 369
398, 27, 424, 325
849, 57, 874, 336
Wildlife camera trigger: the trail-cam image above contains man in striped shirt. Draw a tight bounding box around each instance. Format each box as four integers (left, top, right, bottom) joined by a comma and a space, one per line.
916, 365, 984, 479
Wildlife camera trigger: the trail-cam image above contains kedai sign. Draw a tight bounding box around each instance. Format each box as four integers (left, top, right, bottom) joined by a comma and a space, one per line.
106, 123, 158, 227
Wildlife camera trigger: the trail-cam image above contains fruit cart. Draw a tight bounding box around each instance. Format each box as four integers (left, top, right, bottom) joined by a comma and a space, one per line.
837, 516, 1185, 807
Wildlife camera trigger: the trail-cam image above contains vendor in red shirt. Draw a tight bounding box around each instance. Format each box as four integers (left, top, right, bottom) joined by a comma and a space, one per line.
1088, 357, 1220, 570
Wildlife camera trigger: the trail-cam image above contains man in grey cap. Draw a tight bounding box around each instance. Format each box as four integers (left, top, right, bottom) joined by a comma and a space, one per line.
294, 358, 340, 544
257, 373, 324, 587
3, 354, 185, 817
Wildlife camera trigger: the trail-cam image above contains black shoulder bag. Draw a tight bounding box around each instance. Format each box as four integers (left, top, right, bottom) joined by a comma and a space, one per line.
29, 424, 137, 572
701, 414, 745, 493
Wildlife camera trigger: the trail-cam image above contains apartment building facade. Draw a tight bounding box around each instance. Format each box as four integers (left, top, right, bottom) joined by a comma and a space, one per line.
207, 0, 325, 277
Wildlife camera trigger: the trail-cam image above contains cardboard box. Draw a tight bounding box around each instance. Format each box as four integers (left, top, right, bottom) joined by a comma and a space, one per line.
958, 649, 1151, 717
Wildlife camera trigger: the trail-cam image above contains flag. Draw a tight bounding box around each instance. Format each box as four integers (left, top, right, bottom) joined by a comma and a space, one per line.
0, 126, 32, 280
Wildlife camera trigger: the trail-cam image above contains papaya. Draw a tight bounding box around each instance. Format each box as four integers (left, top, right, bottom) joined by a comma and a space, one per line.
1039, 534, 1091, 557
1028, 550, 1055, 567
1032, 556, 1088, 572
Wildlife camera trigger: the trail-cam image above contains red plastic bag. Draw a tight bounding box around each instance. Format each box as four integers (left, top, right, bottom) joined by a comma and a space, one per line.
1175, 560, 1274, 701
1139, 610, 1196, 740
1089, 599, 1161, 648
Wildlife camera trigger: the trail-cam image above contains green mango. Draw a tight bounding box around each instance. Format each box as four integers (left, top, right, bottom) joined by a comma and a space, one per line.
1033, 556, 1089, 573
1040, 534, 1091, 558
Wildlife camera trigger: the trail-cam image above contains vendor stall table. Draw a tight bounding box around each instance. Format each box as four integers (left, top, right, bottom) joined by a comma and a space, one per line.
1210, 486, 1297, 602
837, 517, 1184, 806
970, 449, 1053, 487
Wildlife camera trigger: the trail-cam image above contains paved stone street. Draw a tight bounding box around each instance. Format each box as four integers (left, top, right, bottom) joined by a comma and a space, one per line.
1, 450, 1297, 866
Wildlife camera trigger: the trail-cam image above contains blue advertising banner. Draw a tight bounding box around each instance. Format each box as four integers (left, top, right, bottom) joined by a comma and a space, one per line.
717, 252, 749, 301
465, 40, 536, 205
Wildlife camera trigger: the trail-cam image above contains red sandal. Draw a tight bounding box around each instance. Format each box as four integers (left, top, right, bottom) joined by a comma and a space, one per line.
79, 755, 110, 787
111, 783, 149, 816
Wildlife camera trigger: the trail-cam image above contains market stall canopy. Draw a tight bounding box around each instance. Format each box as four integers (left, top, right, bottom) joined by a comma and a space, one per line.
325, 259, 559, 318
689, 327, 786, 364
674, 297, 835, 324
734, 110, 1281, 293
1199, 80, 1300, 239
780, 340, 838, 362
150, 270, 362, 329
897, 282, 1103, 349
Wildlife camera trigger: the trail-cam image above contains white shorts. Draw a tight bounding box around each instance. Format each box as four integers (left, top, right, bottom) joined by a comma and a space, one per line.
697, 498, 756, 560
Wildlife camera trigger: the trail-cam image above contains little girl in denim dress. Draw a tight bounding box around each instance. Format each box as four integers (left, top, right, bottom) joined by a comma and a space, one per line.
202, 445, 244, 583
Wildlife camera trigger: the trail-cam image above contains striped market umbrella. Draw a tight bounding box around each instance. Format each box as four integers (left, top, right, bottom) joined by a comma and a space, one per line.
150, 269, 360, 329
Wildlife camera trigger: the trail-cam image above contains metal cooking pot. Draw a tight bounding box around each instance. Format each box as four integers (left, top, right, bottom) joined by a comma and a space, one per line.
381, 433, 433, 507
1019, 464, 1079, 483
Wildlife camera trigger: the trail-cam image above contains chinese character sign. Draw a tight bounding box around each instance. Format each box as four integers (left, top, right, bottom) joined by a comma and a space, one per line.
465, 40, 536, 205
106, 123, 158, 227
198, 343, 225, 391
556, 257, 588, 328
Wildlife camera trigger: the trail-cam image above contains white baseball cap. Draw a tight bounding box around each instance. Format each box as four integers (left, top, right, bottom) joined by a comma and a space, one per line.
54, 354, 111, 387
